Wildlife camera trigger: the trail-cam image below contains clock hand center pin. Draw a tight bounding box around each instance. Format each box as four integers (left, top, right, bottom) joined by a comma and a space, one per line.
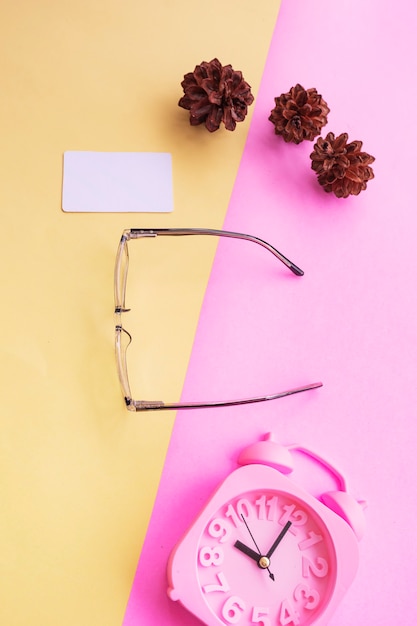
239, 514, 275, 581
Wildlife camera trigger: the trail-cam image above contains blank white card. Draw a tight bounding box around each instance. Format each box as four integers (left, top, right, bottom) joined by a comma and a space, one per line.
62, 151, 173, 213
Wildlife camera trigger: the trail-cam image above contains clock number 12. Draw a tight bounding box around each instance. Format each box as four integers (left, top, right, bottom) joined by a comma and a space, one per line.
279, 504, 308, 535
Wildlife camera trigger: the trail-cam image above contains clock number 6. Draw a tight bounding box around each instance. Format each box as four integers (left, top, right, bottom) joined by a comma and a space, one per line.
222, 596, 246, 624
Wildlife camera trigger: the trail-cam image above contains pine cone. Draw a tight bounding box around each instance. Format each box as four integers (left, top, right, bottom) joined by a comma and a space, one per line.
269, 84, 330, 144
178, 58, 254, 132
310, 132, 375, 198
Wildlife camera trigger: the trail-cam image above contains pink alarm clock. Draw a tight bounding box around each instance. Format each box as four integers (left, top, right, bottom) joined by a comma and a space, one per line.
167, 433, 365, 626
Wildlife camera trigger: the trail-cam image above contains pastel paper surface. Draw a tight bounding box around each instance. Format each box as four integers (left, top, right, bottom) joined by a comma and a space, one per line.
1, 1, 280, 623
1, 1, 281, 623
123, 0, 417, 624
62, 151, 173, 212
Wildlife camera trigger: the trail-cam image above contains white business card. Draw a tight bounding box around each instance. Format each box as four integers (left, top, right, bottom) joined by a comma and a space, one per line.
62, 151, 173, 213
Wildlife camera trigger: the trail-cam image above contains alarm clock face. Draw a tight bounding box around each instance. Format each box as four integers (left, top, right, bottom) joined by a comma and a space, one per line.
196, 488, 336, 625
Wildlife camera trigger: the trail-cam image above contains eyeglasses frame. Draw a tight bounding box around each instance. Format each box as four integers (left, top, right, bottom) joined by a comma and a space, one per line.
114, 228, 322, 411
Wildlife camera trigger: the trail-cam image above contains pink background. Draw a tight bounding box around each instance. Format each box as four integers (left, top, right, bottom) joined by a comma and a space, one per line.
123, 0, 417, 624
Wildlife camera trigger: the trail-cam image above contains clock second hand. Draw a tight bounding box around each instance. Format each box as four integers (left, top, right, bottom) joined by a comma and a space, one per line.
240, 514, 275, 581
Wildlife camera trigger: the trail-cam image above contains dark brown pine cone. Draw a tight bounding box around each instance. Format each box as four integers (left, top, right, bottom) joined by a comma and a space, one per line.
269, 84, 330, 144
310, 132, 375, 198
178, 58, 254, 132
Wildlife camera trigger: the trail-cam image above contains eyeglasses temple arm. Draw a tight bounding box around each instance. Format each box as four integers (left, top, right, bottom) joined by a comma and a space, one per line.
126, 381, 322, 411
127, 228, 304, 276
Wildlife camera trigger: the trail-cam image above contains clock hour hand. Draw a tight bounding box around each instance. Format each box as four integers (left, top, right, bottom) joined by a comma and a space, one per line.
266, 521, 292, 559
234, 540, 261, 562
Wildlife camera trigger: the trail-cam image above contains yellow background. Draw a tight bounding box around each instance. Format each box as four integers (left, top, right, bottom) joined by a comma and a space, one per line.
0, 1, 280, 624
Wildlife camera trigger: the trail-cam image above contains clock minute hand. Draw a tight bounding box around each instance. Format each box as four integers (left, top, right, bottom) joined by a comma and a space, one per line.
266, 521, 292, 559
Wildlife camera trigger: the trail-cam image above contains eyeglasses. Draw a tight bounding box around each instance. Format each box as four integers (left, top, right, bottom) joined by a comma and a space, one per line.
114, 228, 322, 411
